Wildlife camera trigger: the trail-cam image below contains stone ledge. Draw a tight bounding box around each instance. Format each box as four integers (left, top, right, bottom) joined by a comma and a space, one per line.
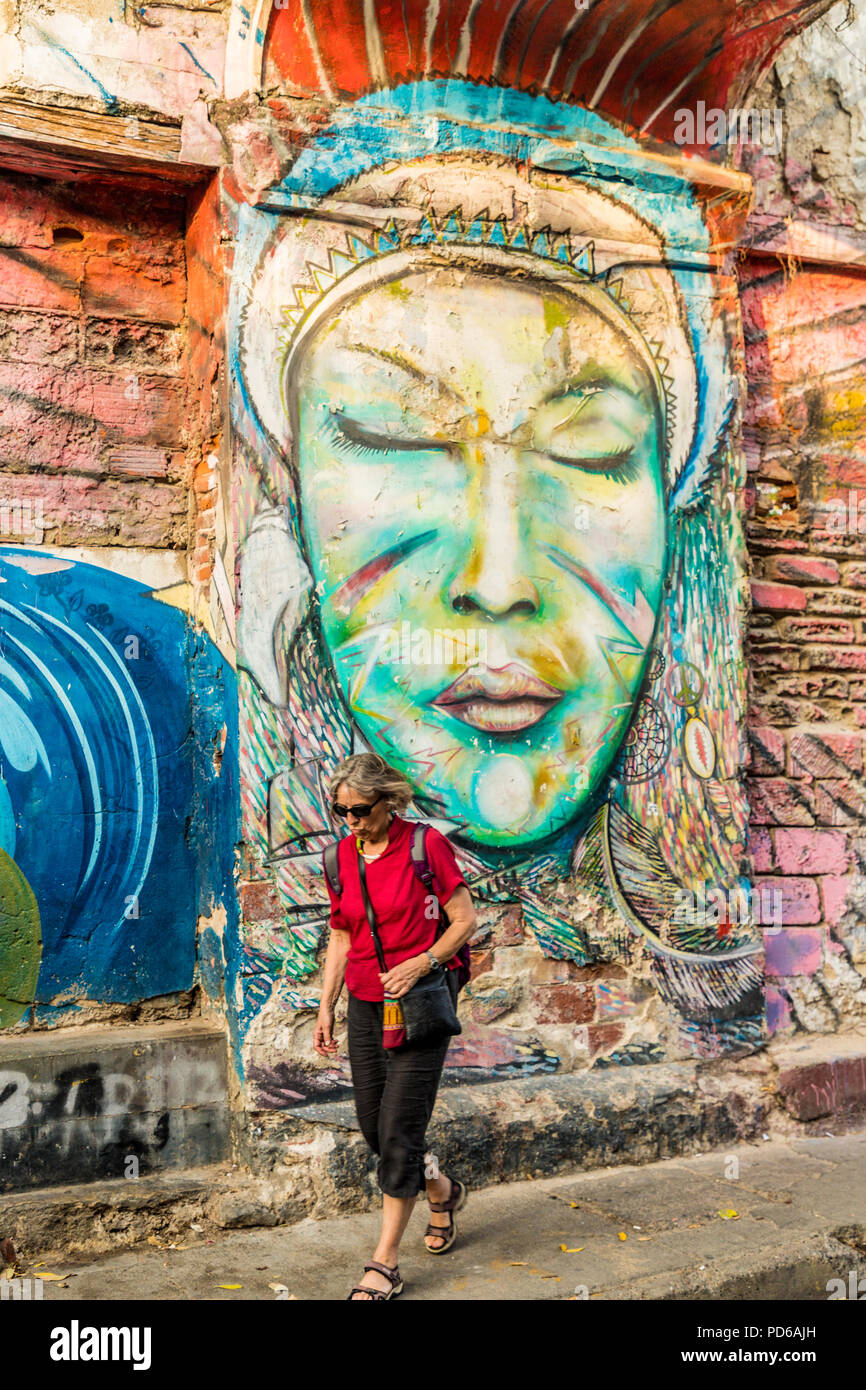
0, 1062, 770, 1262
603, 1231, 865, 1301
0, 1166, 223, 1262
236, 1061, 774, 1203
0, 1020, 224, 1061
0, 1023, 230, 1192
234, 1037, 866, 1218
4, 1034, 866, 1260
0, 1160, 315, 1263
771, 1032, 866, 1122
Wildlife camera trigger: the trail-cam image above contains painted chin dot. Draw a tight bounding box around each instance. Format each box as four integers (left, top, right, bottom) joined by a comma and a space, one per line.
473, 756, 533, 829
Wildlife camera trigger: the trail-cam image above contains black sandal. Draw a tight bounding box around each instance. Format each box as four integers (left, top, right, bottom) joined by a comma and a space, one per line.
347, 1260, 404, 1300
424, 1174, 467, 1255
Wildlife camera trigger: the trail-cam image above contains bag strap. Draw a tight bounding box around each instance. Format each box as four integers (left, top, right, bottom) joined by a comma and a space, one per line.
322, 841, 342, 896
356, 849, 389, 975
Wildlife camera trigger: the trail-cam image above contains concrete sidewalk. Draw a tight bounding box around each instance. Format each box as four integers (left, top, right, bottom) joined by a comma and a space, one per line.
27, 1132, 866, 1301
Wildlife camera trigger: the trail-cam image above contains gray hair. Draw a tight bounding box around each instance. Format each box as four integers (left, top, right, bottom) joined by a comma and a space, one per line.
328, 753, 413, 815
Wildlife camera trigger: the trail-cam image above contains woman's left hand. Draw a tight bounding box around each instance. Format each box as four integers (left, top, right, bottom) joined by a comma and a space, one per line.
379, 955, 428, 997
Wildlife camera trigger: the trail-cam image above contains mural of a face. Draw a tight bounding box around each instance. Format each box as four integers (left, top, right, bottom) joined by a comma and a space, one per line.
293, 264, 666, 846
234, 116, 759, 1048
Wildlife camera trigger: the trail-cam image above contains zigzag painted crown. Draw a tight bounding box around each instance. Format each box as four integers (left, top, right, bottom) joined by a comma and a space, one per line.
278, 210, 677, 463
280, 211, 595, 330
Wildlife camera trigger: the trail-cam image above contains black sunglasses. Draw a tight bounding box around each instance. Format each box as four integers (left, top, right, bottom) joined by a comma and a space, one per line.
332, 795, 383, 820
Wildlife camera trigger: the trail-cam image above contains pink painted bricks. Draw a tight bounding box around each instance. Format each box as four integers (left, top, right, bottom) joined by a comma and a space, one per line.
750, 580, 807, 612
753, 876, 821, 924
764, 927, 824, 976
772, 829, 851, 875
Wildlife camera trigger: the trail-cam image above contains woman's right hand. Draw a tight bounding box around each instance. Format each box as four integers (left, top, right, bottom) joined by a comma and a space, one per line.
313, 1005, 338, 1056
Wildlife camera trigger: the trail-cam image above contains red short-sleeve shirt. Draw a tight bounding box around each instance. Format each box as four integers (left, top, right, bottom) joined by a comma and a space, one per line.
325, 816, 467, 1001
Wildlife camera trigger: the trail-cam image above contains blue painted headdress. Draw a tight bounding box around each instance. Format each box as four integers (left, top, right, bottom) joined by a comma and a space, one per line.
235, 80, 733, 515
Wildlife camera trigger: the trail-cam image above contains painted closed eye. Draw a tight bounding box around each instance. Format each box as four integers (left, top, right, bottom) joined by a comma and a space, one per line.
542, 444, 641, 484
327, 410, 451, 458
534, 385, 652, 484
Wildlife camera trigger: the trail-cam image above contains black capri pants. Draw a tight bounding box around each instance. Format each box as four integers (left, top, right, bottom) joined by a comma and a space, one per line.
347, 972, 458, 1199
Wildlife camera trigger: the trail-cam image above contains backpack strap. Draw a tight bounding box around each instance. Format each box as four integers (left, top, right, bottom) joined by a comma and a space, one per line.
411, 823, 471, 990
322, 841, 342, 896
411, 823, 450, 927
410, 823, 434, 890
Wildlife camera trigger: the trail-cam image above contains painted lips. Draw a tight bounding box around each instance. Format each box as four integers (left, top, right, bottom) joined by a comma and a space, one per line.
431, 663, 563, 734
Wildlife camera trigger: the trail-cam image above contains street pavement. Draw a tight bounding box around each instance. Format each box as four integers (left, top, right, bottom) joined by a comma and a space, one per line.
28, 1132, 866, 1301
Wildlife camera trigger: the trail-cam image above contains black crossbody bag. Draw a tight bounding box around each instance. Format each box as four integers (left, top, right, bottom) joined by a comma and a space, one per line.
356, 852, 461, 1048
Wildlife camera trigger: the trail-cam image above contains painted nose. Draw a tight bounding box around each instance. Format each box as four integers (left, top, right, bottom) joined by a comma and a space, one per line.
448, 443, 540, 621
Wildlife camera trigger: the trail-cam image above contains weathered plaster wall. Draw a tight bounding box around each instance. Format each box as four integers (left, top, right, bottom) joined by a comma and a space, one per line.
0, 0, 226, 120
745, 2, 866, 234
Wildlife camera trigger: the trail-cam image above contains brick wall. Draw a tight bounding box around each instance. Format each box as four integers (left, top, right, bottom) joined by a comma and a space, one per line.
186, 178, 227, 596
465, 910, 644, 1061
742, 252, 866, 1033
0, 168, 197, 552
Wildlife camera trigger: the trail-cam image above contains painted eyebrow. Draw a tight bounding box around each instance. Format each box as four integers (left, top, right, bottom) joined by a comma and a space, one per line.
541, 379, 647, 435
350, 344, 466, 406
542, 377, 642, 408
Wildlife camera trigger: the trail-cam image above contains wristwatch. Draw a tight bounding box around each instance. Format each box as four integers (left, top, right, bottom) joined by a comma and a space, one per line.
426, 951, 443, 973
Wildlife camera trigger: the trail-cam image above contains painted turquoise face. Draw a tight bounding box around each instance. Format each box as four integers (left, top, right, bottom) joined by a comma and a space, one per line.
293, 266, 667, 848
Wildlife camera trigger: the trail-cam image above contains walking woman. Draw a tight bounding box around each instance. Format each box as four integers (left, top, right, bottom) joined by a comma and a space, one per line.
314, 752, 477, 1300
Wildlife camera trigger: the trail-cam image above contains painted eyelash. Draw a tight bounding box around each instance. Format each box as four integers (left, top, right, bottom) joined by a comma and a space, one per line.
323, 413, 640, 484
545, 447, 641, 485
324, 410, 444, 458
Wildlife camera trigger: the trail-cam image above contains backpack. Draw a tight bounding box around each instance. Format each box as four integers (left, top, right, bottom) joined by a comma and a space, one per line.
323, 823, 472, 990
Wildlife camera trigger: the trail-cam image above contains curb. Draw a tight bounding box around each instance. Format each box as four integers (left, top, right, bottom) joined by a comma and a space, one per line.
4, 1038, 866, 1263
